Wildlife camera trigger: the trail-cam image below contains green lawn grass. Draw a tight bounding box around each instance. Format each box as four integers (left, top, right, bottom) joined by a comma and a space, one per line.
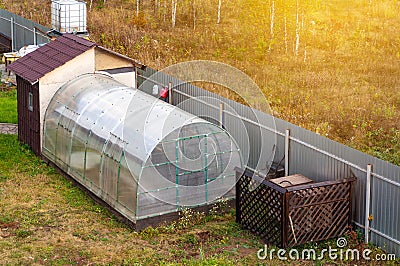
0, 86, 17, 124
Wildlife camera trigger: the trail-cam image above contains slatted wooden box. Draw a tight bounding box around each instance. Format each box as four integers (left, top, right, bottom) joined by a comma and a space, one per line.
235, 168, 356, 248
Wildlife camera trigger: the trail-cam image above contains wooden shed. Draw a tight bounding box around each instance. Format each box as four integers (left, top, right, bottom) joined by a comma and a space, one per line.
7, 34, 145, 155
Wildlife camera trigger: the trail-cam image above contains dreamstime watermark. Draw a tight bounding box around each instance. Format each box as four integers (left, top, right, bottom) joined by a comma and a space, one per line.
257, 237, 396, 261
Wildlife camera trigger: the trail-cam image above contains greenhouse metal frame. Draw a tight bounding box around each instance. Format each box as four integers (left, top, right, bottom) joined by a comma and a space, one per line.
42, 73, 242, 228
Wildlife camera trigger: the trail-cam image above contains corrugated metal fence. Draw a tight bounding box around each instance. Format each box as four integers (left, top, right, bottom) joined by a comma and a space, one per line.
0, 9, 50, 51
137, 66, 400, 256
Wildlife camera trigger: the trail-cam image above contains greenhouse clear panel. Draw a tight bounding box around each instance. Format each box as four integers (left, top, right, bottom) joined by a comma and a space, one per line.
43, 73, 242, 225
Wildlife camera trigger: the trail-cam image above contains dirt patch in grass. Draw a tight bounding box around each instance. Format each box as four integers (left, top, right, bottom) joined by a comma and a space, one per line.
0, 82, 15, 92
0, 221, 19, 229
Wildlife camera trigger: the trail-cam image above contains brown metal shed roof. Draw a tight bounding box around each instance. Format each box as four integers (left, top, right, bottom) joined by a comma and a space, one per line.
7, 34, 96, 84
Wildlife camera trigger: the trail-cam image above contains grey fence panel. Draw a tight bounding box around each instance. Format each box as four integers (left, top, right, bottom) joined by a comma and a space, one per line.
274, 115, 400, 256
0, 15, 10, 37
370, 159, 400, 256
0, 9, 50, 51
371, 177, 400, 255
276, 118, 366, 225
137, 67, 400, 257
266, 113, 400, 257
137, 68, 277, 172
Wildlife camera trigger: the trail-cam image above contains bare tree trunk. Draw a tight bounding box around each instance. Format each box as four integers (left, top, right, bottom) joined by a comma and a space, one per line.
302, 15, 307, 63
136, 0, 140, 16
295, 0, 300, 56
270, 0, 275, 37
164, 0, 167, 23
217, 0, 221, 24
284, 15, 288, 53
193, 0, 196, 30
172, 0, 177, 28
90, 0, 93, 11
268, 0, 275, 51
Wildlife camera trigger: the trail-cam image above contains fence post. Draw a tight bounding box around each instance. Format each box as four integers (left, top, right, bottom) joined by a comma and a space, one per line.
10, 17, 14, 51
135, 68, 139, 89
168, 82, 173, 105
235, 169, 242, 223
33, 27, 37, 46
365, 164, 372, 244
284, 129, 290, 176
219, 102, 225, 128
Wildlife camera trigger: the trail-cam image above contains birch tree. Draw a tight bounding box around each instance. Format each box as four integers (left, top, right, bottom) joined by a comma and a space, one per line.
172, 0, 177, 28
217, 0, 222, 24
136, 0, 140, 16
302, 15, 307, 62
284, 15, 288, 53
164, 0, 167, 22
270, 0, 275, 38
268, 0, 275, 51
193, 0, 196, 30
295, 0, 300, 56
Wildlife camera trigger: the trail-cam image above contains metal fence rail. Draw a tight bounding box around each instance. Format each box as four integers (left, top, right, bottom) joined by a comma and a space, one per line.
138, 67, 400, 256
0, 9, 50, 51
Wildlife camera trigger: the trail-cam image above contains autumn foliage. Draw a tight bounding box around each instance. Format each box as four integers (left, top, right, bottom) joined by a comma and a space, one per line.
3, 0, 400, 164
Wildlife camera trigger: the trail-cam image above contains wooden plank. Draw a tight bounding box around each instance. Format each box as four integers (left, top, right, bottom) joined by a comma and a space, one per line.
16, 76, 41, 155
270, 174, 313, 188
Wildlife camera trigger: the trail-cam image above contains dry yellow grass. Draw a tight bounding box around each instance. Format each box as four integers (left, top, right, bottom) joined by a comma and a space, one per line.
2, 0, 400, 164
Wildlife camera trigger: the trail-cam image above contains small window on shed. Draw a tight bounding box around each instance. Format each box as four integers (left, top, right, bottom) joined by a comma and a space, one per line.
28, 92, 33, 111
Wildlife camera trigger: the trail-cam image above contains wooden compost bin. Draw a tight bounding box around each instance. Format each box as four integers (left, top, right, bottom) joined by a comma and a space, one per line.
235, 167, 356, 248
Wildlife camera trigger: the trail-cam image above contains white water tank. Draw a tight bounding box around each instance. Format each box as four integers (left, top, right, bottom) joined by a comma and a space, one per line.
51, 0, 87, 33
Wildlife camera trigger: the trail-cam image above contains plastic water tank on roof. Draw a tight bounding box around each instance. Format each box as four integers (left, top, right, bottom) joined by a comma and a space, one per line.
51, 0, 87, 33
42, 73, 242, 226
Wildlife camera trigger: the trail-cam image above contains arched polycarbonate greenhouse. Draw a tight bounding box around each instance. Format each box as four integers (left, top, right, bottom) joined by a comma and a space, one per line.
42, 73, 242, 228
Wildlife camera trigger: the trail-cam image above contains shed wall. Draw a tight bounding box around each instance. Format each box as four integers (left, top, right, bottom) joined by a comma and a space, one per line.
95, 48, 134, 70
96, 68, 136, 88
17, 75, 40, 155
94, 48, 136, 87
39, 48, 95, 150
110, 70, 135, 88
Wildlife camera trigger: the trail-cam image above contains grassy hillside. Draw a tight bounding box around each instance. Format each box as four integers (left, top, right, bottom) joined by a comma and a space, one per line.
3, 0, 400, 164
